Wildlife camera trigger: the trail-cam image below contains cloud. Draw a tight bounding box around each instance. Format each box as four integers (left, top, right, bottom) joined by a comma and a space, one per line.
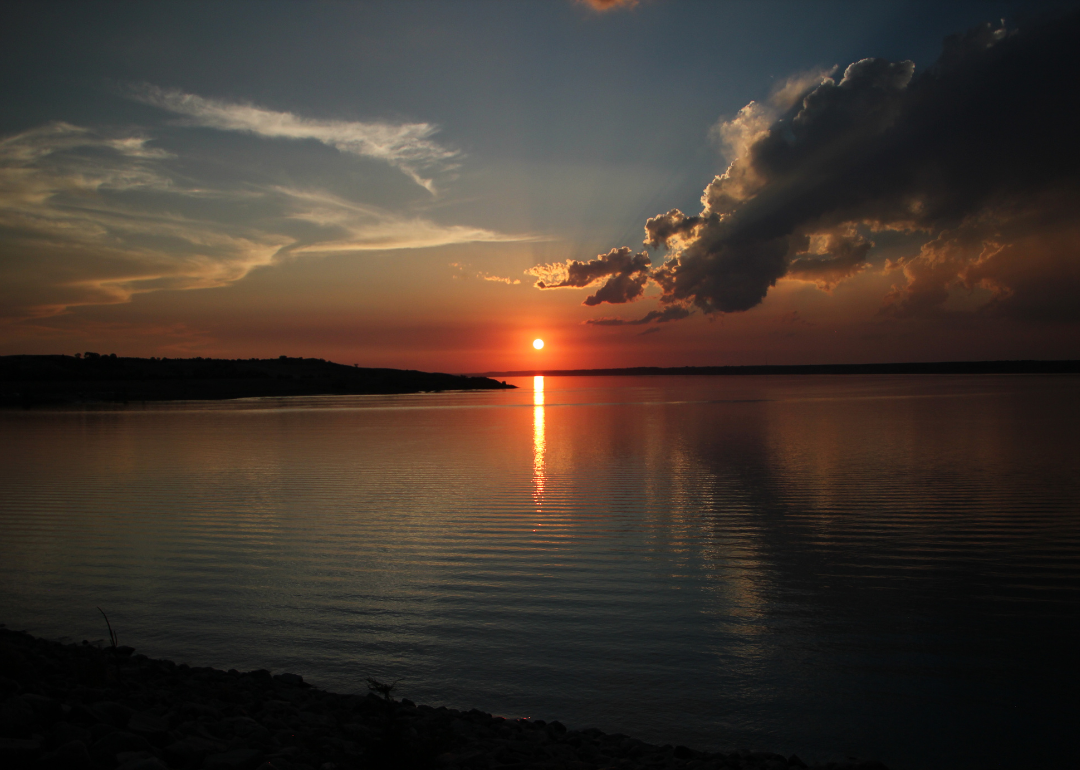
527, 246, 652, 305
577, 0, 638, 11
0, 122, 529, 320
482, 274, 521, 285
883, 193, 1080, 321
778, 310, 813, 327
132, 86, 458, 193
786, 226, 872, 290
448, 262, 521, 284
585, 305, 691, 325
586, 13, 1080, 321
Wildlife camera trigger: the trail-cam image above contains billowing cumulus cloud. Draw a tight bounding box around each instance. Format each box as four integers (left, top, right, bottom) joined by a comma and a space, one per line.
526, 247, 652, 306
0, 122, 527, 320
566, 13, 1080, 322
132, 86, 458, 193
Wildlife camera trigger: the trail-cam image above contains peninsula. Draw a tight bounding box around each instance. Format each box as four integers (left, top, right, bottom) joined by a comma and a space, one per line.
0, 355, 514, 407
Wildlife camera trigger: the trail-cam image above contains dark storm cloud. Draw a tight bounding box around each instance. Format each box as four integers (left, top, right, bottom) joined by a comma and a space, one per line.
786, 228, 873, 290
527, 247, 652, 306
553, 13, 1080, 321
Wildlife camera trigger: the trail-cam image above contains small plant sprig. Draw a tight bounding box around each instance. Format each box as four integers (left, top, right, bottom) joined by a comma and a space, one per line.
97, 607, 118, 651
97, 607, 124, 686
366, 677, 398, 702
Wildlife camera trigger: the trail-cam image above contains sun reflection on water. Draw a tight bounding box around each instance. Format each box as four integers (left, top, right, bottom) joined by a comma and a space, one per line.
532, 376, 545, 512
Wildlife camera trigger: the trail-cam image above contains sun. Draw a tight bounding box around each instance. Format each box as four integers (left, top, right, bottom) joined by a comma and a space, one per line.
533, 338, 545, 350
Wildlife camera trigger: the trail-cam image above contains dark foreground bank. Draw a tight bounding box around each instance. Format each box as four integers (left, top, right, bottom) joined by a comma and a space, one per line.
0, 628, 889, 770
0, 355, 513, 407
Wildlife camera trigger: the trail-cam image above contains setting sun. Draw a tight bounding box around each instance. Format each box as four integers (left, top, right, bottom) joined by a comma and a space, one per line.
533, 338, 544, 350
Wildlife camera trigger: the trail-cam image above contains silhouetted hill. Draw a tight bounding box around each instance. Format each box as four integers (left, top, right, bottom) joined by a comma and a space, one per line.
483, 360, 1080, 377
0, 355, 514, 407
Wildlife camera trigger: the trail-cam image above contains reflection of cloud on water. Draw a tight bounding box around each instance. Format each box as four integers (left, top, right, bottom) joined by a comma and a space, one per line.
655, 441, 771, 630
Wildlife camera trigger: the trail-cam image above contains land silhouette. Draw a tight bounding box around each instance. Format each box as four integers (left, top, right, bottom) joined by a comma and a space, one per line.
483, 360, 1080, 377
0, 355, 514, 407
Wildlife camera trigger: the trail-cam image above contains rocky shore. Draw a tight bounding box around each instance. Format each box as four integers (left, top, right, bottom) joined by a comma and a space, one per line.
0, 628, 889, 770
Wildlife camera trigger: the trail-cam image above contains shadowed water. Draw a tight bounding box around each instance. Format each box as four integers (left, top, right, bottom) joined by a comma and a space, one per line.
1, 375, 1078, 769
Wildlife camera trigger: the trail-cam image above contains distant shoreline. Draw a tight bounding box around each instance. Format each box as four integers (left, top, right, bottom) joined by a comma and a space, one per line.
481, 360, 1080, 378
0, 355, 514, 408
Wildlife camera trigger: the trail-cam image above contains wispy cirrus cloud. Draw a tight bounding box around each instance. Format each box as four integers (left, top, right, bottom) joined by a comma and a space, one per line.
131, 85, 458, 193
449, 262, 522, 285
0, 122, 530, 320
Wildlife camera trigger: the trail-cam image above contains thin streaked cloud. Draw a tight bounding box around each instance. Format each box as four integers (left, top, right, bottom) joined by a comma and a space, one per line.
0, 122, 532, 320
131, 85, 458, 193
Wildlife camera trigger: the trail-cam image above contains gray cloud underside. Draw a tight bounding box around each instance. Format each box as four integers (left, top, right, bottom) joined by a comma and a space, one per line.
542, 13, 1080, 322
0, 122, 530, 320
585, 305, 692, 325
526, 247, 652, 306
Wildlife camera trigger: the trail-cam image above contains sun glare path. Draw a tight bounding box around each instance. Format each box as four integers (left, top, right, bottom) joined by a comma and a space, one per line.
533, 375, 545, 515
533, 338, 544, 350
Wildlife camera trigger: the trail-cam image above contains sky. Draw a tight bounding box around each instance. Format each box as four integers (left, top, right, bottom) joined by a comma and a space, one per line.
2, 0, 1079, 372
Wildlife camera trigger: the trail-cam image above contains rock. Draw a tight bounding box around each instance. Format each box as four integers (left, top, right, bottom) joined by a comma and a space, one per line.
0, 676, 20, 697
205, 747, 262, 768
91, 729, 153, 762
227, 715, 272, 742
0, 736, 42, 762
37, 738, 92, 769
788, 754, 808, 768
298, 710, 331, 727
118, 754, 169, 770
676, 744, 697, 759
93, 700, 134, 727
117, 749, 155, 765
48, 720, 90, 747
275, 673, 305, 687
1, 696, 37, 734
89, 721, 117, 743
66, 703, 104, 726
20, 693, 58, 718
127, 710, 170, 737
853, 762, 889, 770
164, 738, 202, 764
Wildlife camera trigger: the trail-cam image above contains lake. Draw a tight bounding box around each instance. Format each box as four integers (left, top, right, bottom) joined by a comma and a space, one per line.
1, 374, 1078, 769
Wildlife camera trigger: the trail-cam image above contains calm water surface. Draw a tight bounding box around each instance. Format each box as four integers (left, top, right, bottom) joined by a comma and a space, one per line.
1, 375, 1078, 769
